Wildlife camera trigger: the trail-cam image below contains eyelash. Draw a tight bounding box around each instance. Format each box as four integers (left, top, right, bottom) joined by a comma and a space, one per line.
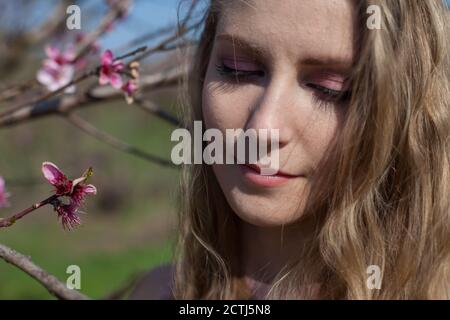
306, 83, 351, 109
215, 62, 351, 108
215, 63, 264, 80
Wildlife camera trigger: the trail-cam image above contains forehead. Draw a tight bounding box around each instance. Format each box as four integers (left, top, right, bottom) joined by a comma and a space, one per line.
216, 0, 356, 65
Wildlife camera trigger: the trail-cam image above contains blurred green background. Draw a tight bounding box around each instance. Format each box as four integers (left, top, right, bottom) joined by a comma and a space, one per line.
0, 0, 202, 299
0, 97, 180, 299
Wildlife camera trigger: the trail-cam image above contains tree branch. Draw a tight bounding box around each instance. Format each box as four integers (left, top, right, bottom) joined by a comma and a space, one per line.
0, 243, 90, 300
135, 19, 202, 62
0, 66, 184, 128
65, 113, 176, 168
133, 98, 181, 127
24, 0, 73, 45
73, 0, 132, 62
0, 195, 58, 228
0, 46, 147, 119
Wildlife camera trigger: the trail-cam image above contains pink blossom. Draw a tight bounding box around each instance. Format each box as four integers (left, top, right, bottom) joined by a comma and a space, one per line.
42, 162, 97, 230
121, 80, 138, 104
42, 162, 73, 196
99, 50, 124, 89
54, 202, 82, 231
44, 45, 75, 65
0, 176, 10, 208
71, 184, 97, 207
37, 45, 76, 93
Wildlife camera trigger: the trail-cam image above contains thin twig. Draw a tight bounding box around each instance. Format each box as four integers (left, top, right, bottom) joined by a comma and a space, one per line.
0, 46, 147, 119
114, 0, 199, 54
133, 98, 181, 127
24, 0, 72, 45
0, 243, 90, 300
0, 66, 184, 128
179, 0, 200, 30
114, 45, 147, 61
114, 23, 175, 52
0, 80, 38, 103
0, 195, 58, 228
73, 0, 131, 62
157, 40, 198, 53
65, 113, 176, 168
0, 70, 97, 119
135, 19, 203, 62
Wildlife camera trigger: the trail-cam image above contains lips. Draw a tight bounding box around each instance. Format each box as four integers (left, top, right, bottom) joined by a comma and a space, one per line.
238, 163, 302, 187
243, 163, 298, 178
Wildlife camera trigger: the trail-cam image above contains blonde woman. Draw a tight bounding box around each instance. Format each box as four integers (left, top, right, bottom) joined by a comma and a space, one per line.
130, 0, 449, 300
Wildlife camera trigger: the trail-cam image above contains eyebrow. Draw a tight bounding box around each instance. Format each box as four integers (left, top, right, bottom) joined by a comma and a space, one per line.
215, 33, 270, 58
215, 33, 353, 69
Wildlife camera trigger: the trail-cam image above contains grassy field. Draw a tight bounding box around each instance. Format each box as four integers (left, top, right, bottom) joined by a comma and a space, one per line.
0, 96, 180, 299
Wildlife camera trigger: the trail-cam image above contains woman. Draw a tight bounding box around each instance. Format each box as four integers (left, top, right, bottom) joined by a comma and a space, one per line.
131, 0, 449, 299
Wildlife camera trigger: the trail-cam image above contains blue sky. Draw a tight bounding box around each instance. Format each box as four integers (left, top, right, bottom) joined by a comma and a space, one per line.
98, 0, 450, 51
8, 0, 449, 54
96, 0, 207, 51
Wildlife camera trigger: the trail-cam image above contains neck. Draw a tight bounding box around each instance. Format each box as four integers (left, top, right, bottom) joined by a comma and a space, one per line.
237, 217, 314, 298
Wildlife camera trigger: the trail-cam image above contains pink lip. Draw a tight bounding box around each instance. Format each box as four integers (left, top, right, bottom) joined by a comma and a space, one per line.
238, 163, 302, 187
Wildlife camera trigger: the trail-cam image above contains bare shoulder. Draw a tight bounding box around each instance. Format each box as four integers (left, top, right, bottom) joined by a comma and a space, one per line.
128, 264, 175, 300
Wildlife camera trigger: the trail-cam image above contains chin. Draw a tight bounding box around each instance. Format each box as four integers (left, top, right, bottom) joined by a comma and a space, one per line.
226, 191, 306, 227
212, 163, 310, 227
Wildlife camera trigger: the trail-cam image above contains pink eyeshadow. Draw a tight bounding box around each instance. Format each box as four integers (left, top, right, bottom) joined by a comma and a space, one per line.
222, 58, 260, 72
308, 72, 348, 91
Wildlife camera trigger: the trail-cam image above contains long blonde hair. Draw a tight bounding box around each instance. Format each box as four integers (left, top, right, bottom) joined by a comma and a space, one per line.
174, 0, 450, 299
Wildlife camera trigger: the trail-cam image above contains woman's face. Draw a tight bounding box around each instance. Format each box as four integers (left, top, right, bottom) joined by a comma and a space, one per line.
202, 0, 356, 227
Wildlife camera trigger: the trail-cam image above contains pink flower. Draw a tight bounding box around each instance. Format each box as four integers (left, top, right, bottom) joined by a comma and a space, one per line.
71, 184, 97, 207
0, 176, 10, 208
44, 45, 75, 65
121, 80, 138, 104
99, 50, 124, 89
42, 162, 73, 196
37, 45, 76, 93
41, 162, 97, 230
54, 202, 81, 231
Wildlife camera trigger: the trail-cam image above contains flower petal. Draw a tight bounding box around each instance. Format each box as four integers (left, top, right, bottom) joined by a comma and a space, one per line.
112, 61, 124, 71
45, 45, 60, 60
72, 176, 87, 190
36, 70, 53, 86
122, 80, 138, 95
101, 50, 114, 66
64, 85, 76, 94
63, 45, 76, 62
56, 203, 81, 230
83, 184, 97, 195
99, 70, 110, 86
109, 73, 123, 89
42, 162, 65, 185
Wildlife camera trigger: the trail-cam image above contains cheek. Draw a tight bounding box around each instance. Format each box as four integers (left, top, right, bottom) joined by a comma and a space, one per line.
202, 65, 259, 131
202, 84, 246, 132
299, 111, 342, 168
202, 84, 223, 130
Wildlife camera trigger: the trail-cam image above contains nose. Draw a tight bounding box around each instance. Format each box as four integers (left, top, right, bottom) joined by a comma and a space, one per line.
244, 74, 296, 149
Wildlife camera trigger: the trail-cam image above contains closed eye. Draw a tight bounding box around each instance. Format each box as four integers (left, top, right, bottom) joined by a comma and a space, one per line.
215, 63, 265, 80
306, 83, 348, 100
306, 83, 351, 110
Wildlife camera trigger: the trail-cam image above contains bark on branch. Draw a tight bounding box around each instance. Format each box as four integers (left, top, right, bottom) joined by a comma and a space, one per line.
0, 243, 90, 300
